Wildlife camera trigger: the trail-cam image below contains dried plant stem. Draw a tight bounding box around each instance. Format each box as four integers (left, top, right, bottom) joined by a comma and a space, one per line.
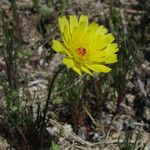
82, 105, 98, 127
82, 105, 104, 134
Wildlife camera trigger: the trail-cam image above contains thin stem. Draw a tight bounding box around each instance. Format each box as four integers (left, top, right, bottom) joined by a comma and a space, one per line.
52, 74, 86, 97
43, 65, 64, 124
40, 65, 64, 149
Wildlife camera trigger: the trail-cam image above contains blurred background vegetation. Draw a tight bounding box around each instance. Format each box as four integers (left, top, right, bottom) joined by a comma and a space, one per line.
0, 0, 149, 149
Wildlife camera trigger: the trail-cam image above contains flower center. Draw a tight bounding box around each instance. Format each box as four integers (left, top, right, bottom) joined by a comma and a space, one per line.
76, 47, 87, 57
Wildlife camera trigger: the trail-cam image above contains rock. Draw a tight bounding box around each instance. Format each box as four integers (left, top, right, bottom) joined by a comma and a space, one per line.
0, 136, 13, 150
126, 94, 135, 103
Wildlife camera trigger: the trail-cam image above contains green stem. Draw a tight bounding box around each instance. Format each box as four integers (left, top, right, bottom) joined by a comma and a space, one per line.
40, 65, 64, 149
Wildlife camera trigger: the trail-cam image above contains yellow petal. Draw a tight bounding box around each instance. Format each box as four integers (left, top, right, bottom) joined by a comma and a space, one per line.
106, 43, 119, 53
88, 50, 106, 62
83, 22, 99, 49
87, 22, 99, 33
70, 15, 78, 34
62, 25, 71, 48
95, 25, 108, 36
79, 15, 88, 26
52, 40, 67, 54
91, 33, 115, 51
63, 57, 83, 76
52, 40, 72, 57
71, 21, 87, 49
58, 16, 69, 33
104, 43, 118, 63
81, 66, 93, 76
86, 64, 111, 73
98, 33, 115, 50
63, 57, 75, 68
105, 54, 118, 64
72, 66, 82, 76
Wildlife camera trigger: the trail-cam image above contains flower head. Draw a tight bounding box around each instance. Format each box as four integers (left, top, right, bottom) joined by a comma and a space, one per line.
52, 15, 119, 76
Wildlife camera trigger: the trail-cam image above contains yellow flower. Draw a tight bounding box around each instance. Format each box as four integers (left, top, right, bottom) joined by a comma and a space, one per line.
52, 15, 119, 76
